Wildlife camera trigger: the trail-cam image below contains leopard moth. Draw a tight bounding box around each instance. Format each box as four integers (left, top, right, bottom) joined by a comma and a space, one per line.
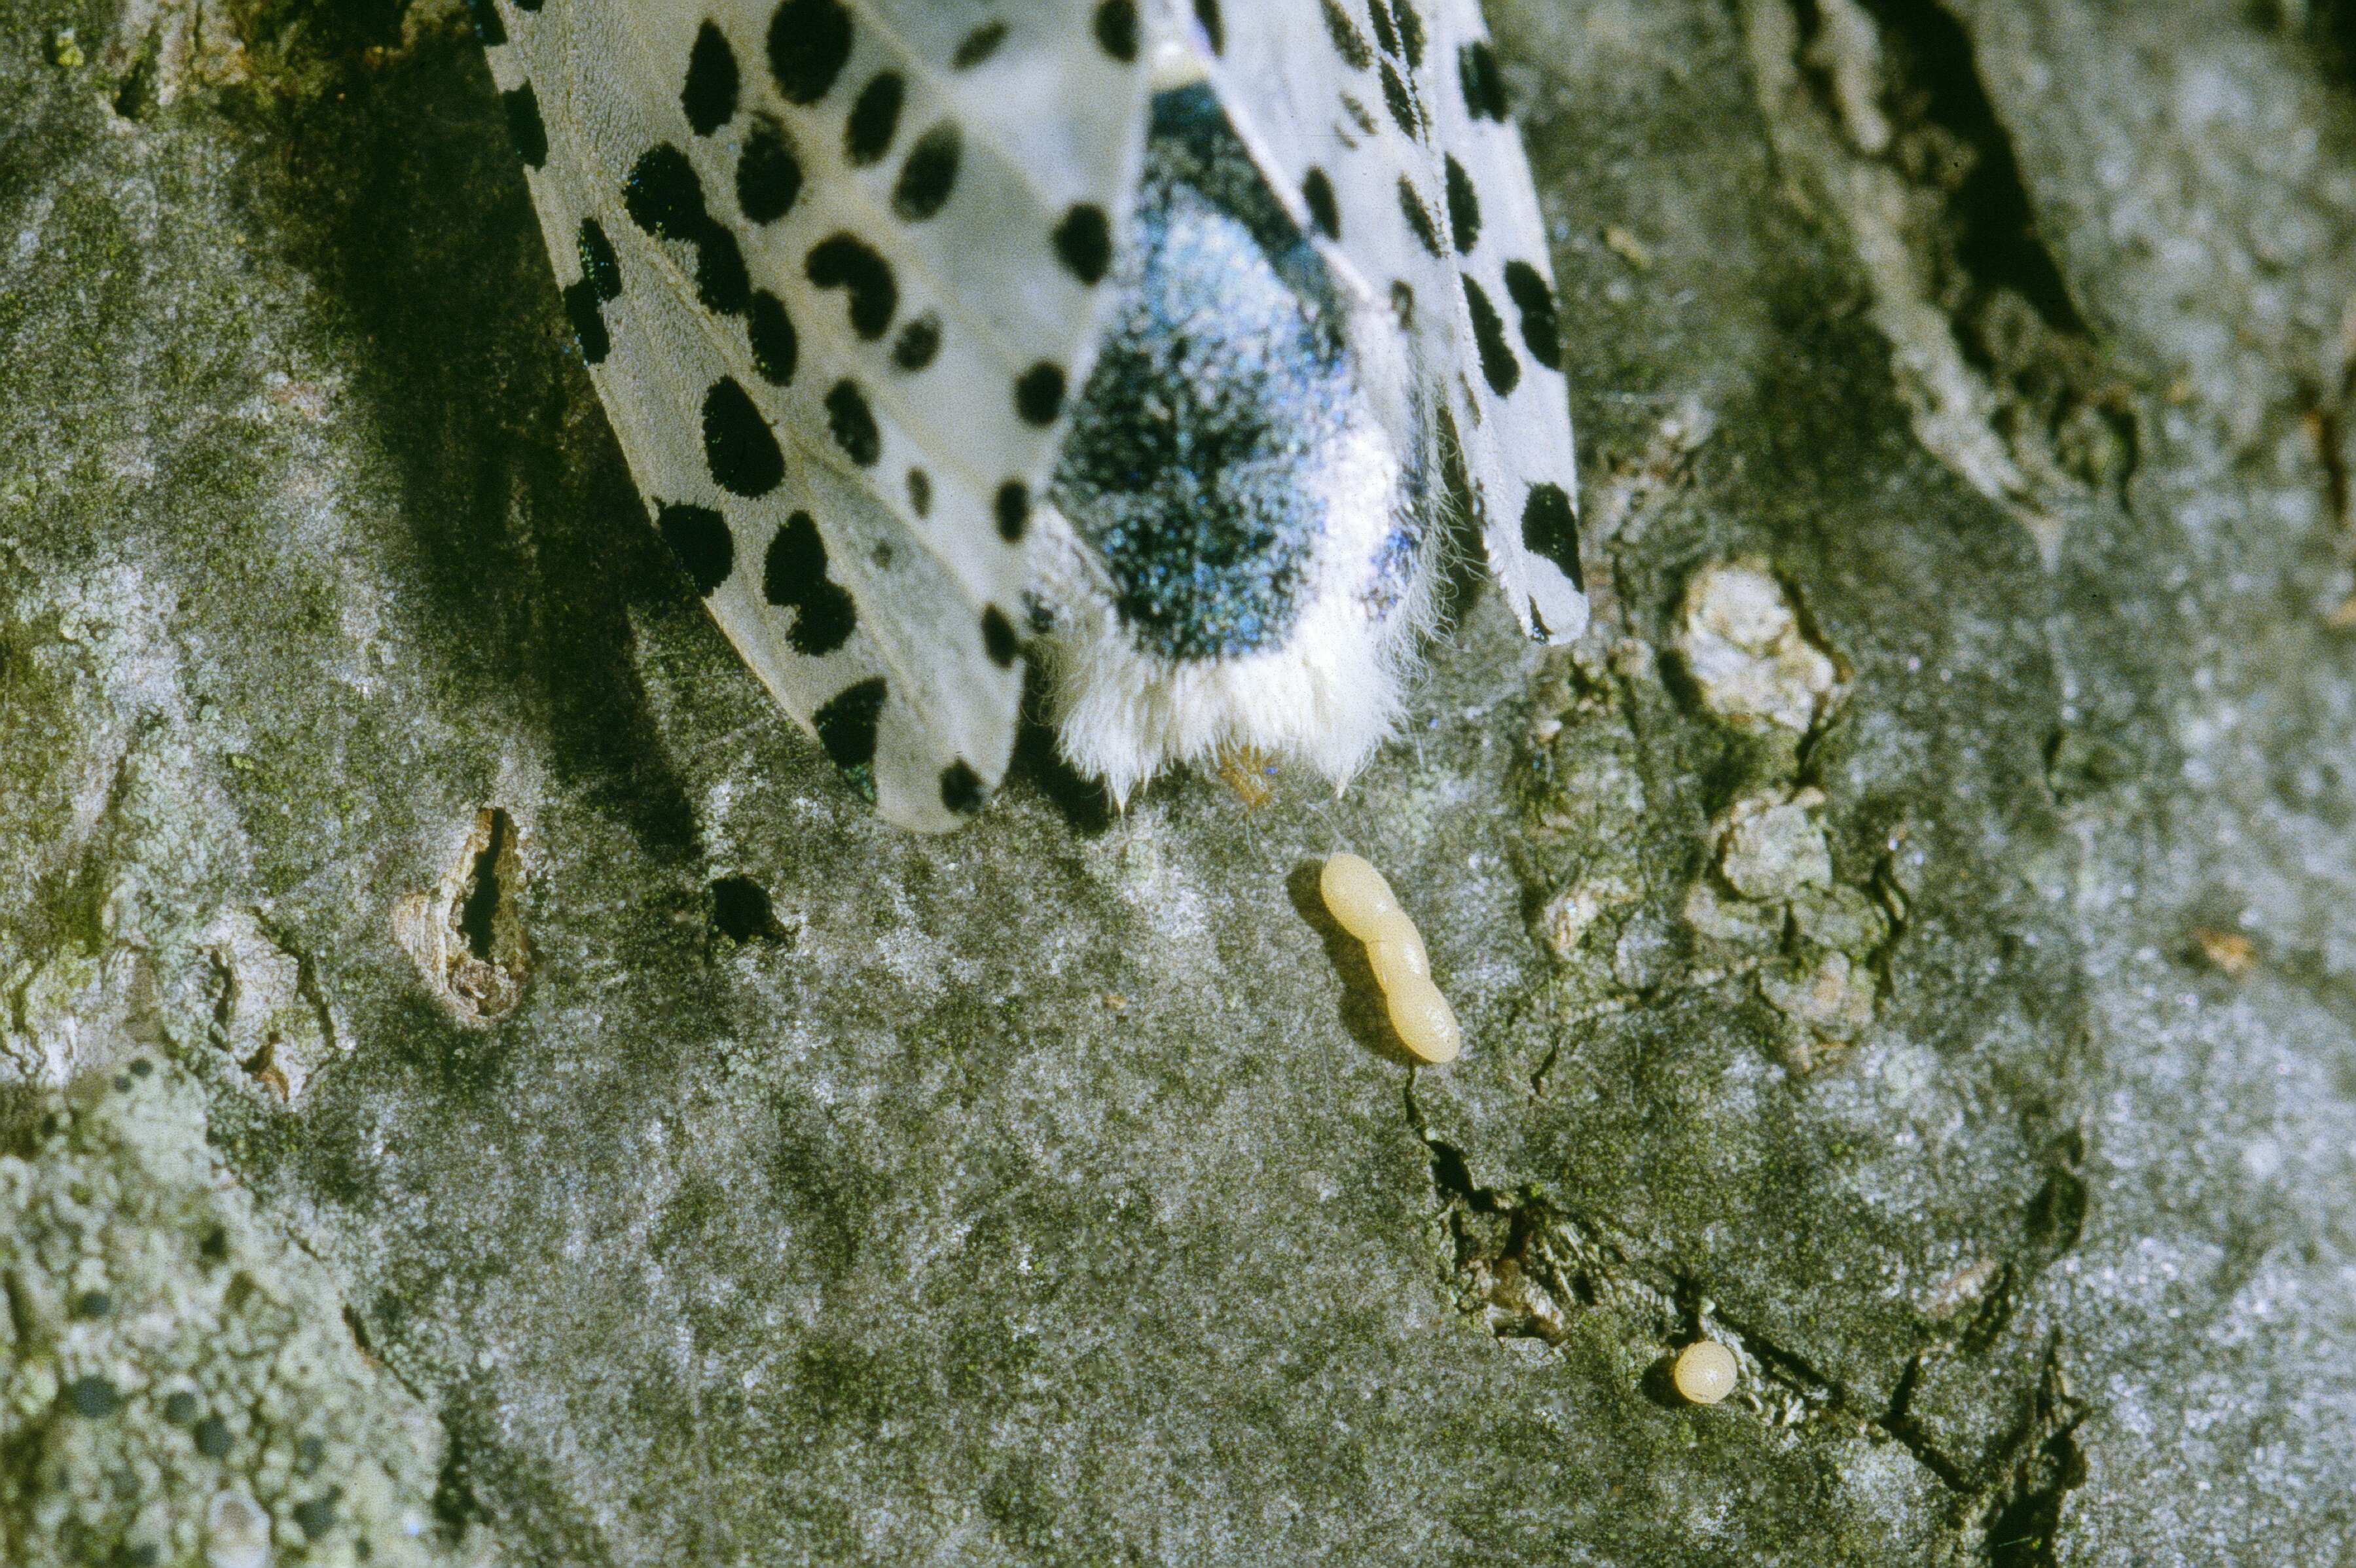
477, 0, 1588, 831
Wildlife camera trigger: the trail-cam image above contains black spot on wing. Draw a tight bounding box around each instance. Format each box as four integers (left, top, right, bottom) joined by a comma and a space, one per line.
465, 0, 504, 48
577, 219, 621, 300
748, 291, 798, 385
825, 379, 881, 466
562, 279, 610, 364
805, 234, 897, 338
1459, 39, 1508, 121
1094, 0, 1138, 61
736, 118, 803, 224
1503, 260, 1563, 370
1444, 155, 1480, 254
892, 123, 961, 222
762, 510, 857, 656
702, 378, 784, 496
1462, 274, 1519, 395
981, 607, 1019, 668
1393, 0, 1424, 67
939, 762, 987, 816
1194, 0, 1224, 53
1368, 0, 1399, 56
813, 677, 886, 794
1378, 58, 1419, 136
625, 143, 708, 237
657, 502, 733, 594
1053, 204, 1112, 284
1397, 178, 1441, 257
682, 22, 739, 135
953, 20, 1007, 67
1014, 363, 1066, 427
892, 313, 941, 371
564, 220, 623, 359
994, 480, 1030, 542
1390, 278, 1415, 328
501, 84, 547, 168
625, 145, 748, 312
1302, 168, 1339, 240
694, 226, 749, 313
844, 72, 903, 166
769, 0, 852, 105
906, 468, 932, 517
1320, 0, 1371, 69
1340, 94, 1378, 139
1520, 482, 1584, 591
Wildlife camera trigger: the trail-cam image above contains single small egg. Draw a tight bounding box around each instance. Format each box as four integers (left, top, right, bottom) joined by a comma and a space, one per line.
1385, 974, 1462, 1064
1320, 853, 1400, 939
1672, 1340, 1739, 1405
1363, 908, 1431, 991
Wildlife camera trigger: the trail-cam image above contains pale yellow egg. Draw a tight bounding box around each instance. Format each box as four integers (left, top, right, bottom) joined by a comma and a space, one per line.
1672, 1340, 1739, 1405
1363, 908, 1431, 991
1384, 975, 1462, 1064
1320, 852, 1400, 938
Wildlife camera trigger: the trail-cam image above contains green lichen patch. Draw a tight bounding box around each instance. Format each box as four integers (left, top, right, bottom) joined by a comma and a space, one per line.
0, 1057, 498, 1568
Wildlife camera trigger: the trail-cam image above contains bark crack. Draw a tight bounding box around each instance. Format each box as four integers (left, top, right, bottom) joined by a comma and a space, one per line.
1739, 0, 2143, 561
1406, 1080, 2090, 1558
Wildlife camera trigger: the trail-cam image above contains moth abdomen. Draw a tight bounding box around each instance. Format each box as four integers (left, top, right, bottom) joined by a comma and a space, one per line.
1049, 81, 1398, 664
485, 0, 1585, 830
1031, 73, 1435, 802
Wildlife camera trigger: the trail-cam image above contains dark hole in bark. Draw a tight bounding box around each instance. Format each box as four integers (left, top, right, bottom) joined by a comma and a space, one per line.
456, 809, 513, 960
710, 876, 789, 944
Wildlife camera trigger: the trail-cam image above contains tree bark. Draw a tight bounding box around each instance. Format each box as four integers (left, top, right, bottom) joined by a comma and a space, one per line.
3, 1, 2353, 1563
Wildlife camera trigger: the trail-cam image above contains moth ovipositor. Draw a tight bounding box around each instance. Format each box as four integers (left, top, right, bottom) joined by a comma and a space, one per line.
478, 0, 1587, 829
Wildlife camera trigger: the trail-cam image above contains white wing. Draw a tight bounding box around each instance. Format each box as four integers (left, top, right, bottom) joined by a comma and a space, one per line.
1184, 0, 1589, 642
482, 0, 1153, 829
1419, 0, 1589, 641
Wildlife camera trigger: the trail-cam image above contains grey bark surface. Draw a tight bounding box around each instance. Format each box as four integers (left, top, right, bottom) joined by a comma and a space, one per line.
3, 1, 2355, 1563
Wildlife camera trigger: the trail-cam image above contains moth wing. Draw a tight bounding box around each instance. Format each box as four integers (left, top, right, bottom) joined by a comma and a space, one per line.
1189, 0, 1589, 643
1417, 0, 1588, 642
484, 0, 1153, 829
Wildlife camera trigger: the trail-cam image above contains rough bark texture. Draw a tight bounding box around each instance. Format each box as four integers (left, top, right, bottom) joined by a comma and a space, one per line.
5, 1, 2355, 1563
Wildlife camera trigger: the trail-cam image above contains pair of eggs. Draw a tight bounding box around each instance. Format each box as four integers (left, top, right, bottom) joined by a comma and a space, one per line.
1319, 859, 1741, 1408
1319, 853, 1462, 1065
